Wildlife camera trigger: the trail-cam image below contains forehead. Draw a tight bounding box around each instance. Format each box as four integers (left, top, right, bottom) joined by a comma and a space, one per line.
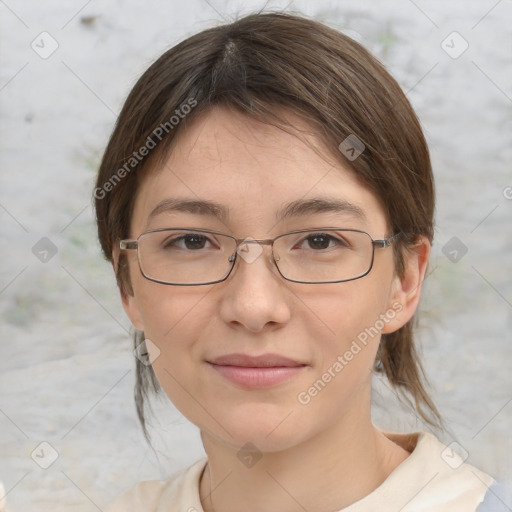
131, 106, 388, 235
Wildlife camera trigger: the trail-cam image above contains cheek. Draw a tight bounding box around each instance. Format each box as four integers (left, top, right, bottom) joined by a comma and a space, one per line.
288, 302, 380, 430
298, 281, 392, 391
132, 281, 216, 415
133, 276, 212, 340
302, 278, 391, 350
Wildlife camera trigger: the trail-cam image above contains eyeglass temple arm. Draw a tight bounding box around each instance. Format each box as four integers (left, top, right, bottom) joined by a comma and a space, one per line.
120, 240, 138, 250
373, 232, 402, 249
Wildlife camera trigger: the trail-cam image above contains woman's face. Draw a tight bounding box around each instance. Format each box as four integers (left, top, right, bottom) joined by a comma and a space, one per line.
121, 106, 419, 452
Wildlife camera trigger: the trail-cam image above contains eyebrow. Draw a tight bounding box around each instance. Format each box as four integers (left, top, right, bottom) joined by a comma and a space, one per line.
276, 197, 366, 223
147, 196, 367, 224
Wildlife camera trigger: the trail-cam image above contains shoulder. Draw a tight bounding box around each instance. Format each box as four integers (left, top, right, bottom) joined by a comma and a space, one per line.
371, 431, 496, 512
104, 458, 207, 512
0, 482, 9, 512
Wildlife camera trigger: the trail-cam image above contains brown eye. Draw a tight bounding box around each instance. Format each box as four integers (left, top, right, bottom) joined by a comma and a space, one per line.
295, 233, 350, 251
162, 233, 213, 251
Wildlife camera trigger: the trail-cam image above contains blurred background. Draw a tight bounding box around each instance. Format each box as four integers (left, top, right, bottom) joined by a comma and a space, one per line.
1, 0, 511, 510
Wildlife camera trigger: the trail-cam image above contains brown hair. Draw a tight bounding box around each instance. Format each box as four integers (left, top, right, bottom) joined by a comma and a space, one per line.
95, 11, 441, 438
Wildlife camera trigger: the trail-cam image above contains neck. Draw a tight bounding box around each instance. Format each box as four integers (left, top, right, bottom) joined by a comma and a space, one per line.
199, 402, 410, 512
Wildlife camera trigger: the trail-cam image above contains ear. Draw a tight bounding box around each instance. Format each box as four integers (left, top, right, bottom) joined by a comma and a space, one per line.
382, 236, 430, 334
112, 244, 145, 332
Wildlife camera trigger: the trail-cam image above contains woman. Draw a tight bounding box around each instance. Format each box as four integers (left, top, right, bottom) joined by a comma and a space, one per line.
95, 11, 503, 511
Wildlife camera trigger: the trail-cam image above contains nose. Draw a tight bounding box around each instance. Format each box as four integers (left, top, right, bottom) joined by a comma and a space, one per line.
218, 242, 291, 333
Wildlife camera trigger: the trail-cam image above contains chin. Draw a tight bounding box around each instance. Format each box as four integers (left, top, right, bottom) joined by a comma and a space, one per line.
201, 402, 313, 454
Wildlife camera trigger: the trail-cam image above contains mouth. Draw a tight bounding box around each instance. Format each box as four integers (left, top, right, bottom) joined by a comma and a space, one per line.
206, 353, 308, 389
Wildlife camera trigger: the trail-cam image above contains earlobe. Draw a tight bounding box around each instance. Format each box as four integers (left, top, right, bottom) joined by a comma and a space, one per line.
121, 291, 145, 332
112, 244, 145, 332
382, 237, 430, 334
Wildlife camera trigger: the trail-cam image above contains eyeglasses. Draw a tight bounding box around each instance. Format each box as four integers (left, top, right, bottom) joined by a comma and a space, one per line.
119, 227, 399, 286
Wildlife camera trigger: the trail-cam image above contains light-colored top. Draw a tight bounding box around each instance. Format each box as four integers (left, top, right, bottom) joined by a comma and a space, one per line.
0, 482, 7, 512
105, 432, 495, 512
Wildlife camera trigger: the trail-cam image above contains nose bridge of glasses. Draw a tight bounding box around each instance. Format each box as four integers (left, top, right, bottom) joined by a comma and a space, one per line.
234, 237, 274, 247
230, 237, 280, 265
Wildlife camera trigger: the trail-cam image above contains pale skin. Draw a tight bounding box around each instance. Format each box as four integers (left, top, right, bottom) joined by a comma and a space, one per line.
114, 106, 430, 511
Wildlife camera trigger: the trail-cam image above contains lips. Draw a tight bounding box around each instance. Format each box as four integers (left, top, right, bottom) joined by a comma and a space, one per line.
209, 353, 305, 368
207, 353, 307, 388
